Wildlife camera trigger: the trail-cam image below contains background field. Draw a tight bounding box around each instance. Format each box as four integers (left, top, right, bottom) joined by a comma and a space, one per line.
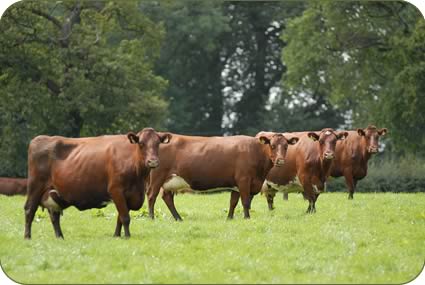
0, 192, 424, 284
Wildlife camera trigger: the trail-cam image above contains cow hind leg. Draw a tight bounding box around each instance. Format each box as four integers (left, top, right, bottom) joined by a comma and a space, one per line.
266, 192, 275, 211
227, 191, 240, 219
238, 179, 253, 219
114, 216, 122, 237
48, 210, 64, 239
147, 185, 162, 220
162, 191, 183, 221
24, 179, 45, 239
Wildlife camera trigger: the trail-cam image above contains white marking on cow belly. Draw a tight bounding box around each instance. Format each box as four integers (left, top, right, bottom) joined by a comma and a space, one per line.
163, 175, 238, 193
42, 189, 62, 212
263, 176, 304, 194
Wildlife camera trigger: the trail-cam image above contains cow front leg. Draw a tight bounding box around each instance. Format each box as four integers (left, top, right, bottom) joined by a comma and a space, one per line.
110, 189, 131, 238
162, 191, 183, 221
48, 210, 64, 239
227, 191, 240, 219
344, 170, 355, 200
302, 185, 316, 214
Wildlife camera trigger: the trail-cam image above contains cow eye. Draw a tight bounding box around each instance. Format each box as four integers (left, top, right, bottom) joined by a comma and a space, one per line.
271, 145, 276, 150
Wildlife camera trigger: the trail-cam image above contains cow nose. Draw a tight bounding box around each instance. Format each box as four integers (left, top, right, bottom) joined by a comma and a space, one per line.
147, 159, 159, 168
369, 147, 378, 153
324, 152, 334, 160
275, 158, 285, 167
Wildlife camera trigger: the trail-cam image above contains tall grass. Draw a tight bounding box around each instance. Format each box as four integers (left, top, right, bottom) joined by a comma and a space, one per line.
0, 192, 424, 284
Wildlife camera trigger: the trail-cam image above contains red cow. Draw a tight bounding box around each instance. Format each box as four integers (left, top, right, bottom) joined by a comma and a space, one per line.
259, 129, 348, 213
331, 125, 387, 199
147, 133, 299, 220
0, 177, 27, 196
24, 128, 171, 239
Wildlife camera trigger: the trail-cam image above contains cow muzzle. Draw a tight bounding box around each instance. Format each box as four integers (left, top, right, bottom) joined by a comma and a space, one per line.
368, 147, 378, 154
323, 152, 335, 160
147, 159, 159, 168
275, 159, 285, 167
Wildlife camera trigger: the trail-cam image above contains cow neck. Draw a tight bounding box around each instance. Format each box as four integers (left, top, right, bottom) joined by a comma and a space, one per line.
360, 137, 372, 162
319, 156, 333, 181
261, 144, 274, 177
133, 145, 149, 177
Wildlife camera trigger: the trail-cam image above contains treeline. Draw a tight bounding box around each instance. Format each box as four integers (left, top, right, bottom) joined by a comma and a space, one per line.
327, 156, 425, 193
0, 1, 424, 176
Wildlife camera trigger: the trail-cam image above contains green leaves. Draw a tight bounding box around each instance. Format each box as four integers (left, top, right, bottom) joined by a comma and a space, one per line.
282, 1, 425, 154
0, 0, 167, 176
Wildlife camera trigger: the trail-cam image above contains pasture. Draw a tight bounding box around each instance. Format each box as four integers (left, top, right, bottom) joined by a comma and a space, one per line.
0, 192, 424, 284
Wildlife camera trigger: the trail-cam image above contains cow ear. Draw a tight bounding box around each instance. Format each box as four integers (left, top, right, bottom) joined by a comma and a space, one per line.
337, 131, 349, 140
307, 132, 319, 141
378, 128, 387, 136
258, 136, 271, 145
357, 128, 366, 136
159, 132, 172, 144
127, 132, 139, 144
288, 137, 299, 145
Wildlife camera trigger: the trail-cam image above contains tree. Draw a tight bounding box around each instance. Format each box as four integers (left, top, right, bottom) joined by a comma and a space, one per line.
0, 0, 168, 176
222, 1, 304, 135
282, 1, 425, 154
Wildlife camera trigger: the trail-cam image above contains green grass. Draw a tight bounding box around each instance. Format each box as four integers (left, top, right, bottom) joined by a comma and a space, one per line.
0, 192, 424, 284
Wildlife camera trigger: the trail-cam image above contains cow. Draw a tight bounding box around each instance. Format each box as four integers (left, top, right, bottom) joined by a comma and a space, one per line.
146, 132, 299, 221
330, 125, 387, 199
24, 128, 172, 239
0, 177, 27, 196
259, 128, 348, 213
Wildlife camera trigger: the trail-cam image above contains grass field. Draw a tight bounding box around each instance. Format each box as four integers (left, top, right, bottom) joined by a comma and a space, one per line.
0, 192, 424, 284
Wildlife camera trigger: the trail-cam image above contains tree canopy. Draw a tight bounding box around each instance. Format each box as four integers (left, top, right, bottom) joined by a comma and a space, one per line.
0, 0, 424, 176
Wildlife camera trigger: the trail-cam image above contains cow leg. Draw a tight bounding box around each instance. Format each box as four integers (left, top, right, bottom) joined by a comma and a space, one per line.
344, 171, 355, 200
110, 189, 131, 238
238, 180, 252, 219
266, 191, 276, 211
24, 179, 45, 239
114, 216, 122, 237
227, 191, 240, 219
147, 185, 162, 220
162, 191, 183, 221
283, 192, 289, 201
48, 210, 64, 239
300, 176, 315, 214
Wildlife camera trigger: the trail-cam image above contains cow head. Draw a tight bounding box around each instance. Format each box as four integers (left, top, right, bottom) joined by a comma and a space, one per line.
357, 125, 387, 154
258, 132, 299, 167
127, 128, 172, 168
308, 128, 348, 161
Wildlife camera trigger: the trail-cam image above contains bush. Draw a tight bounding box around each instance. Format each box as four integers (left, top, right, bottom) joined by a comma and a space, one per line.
327, 157, 425, 193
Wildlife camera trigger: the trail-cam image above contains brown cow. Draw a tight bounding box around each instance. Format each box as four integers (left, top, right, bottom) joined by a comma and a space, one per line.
0, 177, 27, 196
259, 129, 348, 213
330, 125, 387, 199
24, 128, 172, 239
147, 133, 299, 221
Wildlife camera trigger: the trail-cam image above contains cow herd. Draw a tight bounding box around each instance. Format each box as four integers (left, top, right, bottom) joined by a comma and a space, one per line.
0, 125, 386, 239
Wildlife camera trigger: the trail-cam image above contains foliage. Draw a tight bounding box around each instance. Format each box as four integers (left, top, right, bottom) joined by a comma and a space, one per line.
143, 0, 231, 136
0, 193, 424, 283
327, 156, 425, 193
282, 1, 425, 154
0, 0, 168, 176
